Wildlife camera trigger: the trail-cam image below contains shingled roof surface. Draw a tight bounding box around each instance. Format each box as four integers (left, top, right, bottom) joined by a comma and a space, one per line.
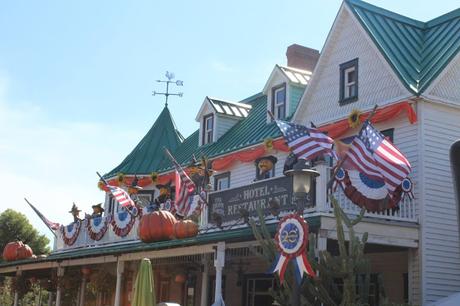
346, 0, 460, 94
104, 106, 183, 178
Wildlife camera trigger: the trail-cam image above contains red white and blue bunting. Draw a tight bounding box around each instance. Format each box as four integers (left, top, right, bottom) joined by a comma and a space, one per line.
334, 167, 404, 212
269, 214, 314, 284
86, 215, 111, 241
111, 207, 139, 237
61, 220, 82, 246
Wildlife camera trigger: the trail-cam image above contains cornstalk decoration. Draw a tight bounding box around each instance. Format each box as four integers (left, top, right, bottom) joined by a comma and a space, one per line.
249, 196, 374, 306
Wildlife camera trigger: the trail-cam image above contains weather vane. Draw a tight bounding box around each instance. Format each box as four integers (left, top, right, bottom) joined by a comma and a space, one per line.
153, 71, 184, 107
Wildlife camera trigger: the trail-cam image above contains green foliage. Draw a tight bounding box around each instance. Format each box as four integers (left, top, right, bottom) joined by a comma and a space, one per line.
249, 196, 379, 306
0, 209, 51, 258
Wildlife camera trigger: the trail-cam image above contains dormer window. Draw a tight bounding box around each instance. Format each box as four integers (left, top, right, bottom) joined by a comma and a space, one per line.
272, 84, 286, 119
340, 58, 358, 104
203, 114, 214, 145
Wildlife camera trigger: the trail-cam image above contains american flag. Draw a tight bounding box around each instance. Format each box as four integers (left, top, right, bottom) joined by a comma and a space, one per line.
275, 120, 335, 161
346, 120, 411, 192
25, 199, 60, 231
107, 185, 135, 208
174, 161, 196, 217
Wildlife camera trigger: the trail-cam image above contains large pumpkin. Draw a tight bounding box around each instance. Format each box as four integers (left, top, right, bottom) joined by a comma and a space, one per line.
174, 220, 199, 239
2, 241, 34, 261
138, 210, 177, 242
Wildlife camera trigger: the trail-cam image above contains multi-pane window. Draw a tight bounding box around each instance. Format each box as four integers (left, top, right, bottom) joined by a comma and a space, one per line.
244, 275, 275, 306
272, 84, 286, 120
214, 172, 230, 191
340, 58, 359, 104
203, 114, 214, 145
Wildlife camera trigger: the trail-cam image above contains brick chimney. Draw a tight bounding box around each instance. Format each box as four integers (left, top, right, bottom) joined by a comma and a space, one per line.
286, 44, 320, 72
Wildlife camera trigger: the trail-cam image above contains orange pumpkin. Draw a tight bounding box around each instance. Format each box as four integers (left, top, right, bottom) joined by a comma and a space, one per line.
2, 241, 34, 261
174, 220, 199, 239
138, 210, 177, 242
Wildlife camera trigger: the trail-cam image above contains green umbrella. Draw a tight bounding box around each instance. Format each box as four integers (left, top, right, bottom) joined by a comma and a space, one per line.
132, 258, 156, 306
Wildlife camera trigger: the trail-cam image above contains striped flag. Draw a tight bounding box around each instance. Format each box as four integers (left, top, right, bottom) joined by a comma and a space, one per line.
346, 120, 411, 193
275, 120, 336, 161
174, 161, 196, 217
107, 185, 135, 208
25, 198, 60, 232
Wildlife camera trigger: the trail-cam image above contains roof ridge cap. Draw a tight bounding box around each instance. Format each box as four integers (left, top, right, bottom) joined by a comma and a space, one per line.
426, 7, 460, 28
346, 0, 425, 29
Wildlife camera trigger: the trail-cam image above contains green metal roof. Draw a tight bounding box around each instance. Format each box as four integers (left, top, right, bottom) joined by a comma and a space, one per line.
0, 217, 321, 269
207, 97, 252, 118
157, 93, 283, 171
346, 0, 460, 94
104, 106, 183, 178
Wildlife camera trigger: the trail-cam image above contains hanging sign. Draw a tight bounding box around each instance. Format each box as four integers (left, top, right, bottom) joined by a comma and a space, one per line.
269, 214, 315, 284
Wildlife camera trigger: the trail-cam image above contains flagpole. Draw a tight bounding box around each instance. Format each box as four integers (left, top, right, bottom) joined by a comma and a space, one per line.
24, 198, 58, 237
327, 104, 379, 190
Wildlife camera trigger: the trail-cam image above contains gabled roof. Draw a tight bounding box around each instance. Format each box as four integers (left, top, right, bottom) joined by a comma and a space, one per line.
157, 93, 282, 171
104, 106, 183, 178
262, 65, 311, 93
207, 97, 252, 118
346, 0, 460, 94
278, 65, 312, 86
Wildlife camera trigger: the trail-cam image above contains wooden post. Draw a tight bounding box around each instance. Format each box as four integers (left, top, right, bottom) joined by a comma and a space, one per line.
55, 266, 64, 306
200, 257, 209, 306
13, 270, 21, 306
114, 260, 125, 306
212, 242, 225, 306
78, 277, 86, 306
47, 292, 53, 306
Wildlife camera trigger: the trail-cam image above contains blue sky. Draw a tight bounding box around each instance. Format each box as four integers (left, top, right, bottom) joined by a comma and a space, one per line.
0, 0, 458, 243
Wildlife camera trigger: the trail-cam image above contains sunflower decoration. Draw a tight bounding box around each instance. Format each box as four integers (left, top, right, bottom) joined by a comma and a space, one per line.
348, 109, 362, 129
264, 137, 274, 151
117, 173, 125, 184
97, 180, 105, 191
150, 172, 159, 184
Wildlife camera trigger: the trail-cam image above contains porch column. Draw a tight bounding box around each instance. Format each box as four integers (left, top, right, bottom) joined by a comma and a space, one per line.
78, 277, 87, 306
13, 270, 21, 306
114, 260, 125, 306
47, 292, 53, 306
316, 230, 328, 260
314, 160, 329, 212
55, 266, 65, 306
200, 257, 209, 306
212, 242, 225, 306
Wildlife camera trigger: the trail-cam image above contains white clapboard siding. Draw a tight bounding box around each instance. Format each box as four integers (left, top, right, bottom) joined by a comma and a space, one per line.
295, 5, 411, 126
420, 101, 460, 304
215, 115, 240, 140
211, 151, 288, 190
425, 53, 460, 105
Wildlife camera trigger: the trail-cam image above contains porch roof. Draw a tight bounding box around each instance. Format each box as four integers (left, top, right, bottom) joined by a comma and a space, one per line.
0, 216, 321, 269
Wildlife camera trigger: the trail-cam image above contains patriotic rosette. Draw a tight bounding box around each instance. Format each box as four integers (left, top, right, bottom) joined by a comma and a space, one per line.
111, 209, 137, 237
87, 215, 111, 241
60, 220, 81, 246
334, 167, 403, 212
269, 214, 314, 284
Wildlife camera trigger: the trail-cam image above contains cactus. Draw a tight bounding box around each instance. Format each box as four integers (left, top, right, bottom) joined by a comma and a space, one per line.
249, 195, 376, 306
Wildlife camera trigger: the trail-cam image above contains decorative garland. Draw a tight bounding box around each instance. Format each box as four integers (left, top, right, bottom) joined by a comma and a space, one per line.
334, 167, 403, 212
269, 214, 314, 284
86, 215, 111, 241
111, 209, 137, 237
60, 220, 82, 246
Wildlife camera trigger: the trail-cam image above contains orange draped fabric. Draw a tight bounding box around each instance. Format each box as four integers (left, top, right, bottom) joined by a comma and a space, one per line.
319, 101, 416, 139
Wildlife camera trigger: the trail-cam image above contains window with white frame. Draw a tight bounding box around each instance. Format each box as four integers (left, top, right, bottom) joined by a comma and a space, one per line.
272, 84, 286, 120
203, 114, 214, 145
340, 58, 358, 104
214, 172, 230, 191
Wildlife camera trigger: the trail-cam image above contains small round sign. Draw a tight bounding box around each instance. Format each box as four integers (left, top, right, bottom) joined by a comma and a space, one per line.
275, 214, 308, 258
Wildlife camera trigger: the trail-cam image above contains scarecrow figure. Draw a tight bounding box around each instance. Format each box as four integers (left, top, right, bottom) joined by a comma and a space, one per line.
69, 203, 82, 223
91, 203, 104, 218
155, 180, 172, 204
188, 155, 213, 191
255, 156, 278, 180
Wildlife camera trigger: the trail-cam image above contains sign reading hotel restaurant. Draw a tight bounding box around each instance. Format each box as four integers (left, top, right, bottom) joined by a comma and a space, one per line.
208, 176, 313, 223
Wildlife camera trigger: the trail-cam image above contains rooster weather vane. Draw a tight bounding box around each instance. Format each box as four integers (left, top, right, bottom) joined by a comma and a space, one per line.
153, 71, 184, 107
